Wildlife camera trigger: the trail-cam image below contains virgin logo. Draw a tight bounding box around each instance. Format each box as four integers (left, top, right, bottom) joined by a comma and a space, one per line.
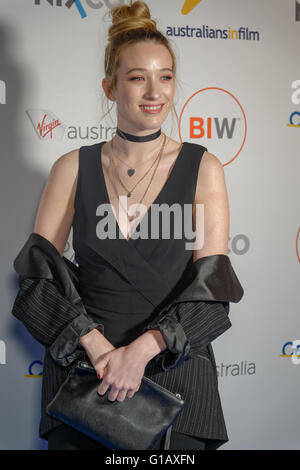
26, 109, 66, 140
37, 114, 61, 139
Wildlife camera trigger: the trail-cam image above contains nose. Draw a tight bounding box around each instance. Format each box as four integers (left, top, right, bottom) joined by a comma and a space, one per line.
144, 77, 161, 100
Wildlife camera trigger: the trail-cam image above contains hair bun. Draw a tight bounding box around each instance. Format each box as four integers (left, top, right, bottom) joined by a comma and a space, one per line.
108, 1, 157, 41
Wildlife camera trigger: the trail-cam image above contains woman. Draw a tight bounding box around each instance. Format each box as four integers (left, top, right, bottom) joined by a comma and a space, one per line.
16, 1, 243, 450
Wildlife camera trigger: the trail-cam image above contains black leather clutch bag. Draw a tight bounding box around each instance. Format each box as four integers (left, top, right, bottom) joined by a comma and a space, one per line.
46, 361, 185, 450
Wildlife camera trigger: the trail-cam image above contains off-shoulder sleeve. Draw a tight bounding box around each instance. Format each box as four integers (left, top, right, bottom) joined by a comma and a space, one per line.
11, 232, 104, 367
142, 254, 244, 371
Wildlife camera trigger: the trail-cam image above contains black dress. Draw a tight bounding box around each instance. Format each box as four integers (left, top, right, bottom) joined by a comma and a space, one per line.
48, 140, 229, 450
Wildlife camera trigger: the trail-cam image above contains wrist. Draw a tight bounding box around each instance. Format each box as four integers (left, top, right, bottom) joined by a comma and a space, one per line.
79, 329, 115, 364
79, 328, 100, 349
129, 330, 167, 362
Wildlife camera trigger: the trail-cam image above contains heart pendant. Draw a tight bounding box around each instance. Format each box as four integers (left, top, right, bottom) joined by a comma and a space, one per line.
127, 168, 135, 176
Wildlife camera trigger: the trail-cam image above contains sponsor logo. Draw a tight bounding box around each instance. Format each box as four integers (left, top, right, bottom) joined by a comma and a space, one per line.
227, 234, 250, 255
34, 0, 203, 19
217, 360, 256, 377
281, 341, 300, 365
0, 340, 6, 365
181, 0, 203, 15
26, 109, 119, 141
25, 360, 43, 377
287, 80, 300, 127
178, 87, 247, 166
167, 25, 260, 41
26, 109, 66, 140
34, 0, 126, 19
0, 80, 6, 105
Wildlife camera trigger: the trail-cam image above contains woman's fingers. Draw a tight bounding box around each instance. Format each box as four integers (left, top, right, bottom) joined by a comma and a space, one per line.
107, 384, 120, 402
97, 381, 139, 402
126, 389, 135, 398
97, 383, 129, 402
95, 346, 146, 401
97, 376, 111, 396
116, 388, 128, 402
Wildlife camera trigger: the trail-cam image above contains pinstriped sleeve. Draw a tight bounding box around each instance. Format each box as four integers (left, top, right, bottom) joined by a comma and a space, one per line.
11, 232, 104, 367
142, 254, 244, 371
11, 276, 104, 367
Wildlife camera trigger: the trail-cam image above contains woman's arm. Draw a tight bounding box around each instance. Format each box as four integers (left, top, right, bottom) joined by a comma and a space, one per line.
192, 150, 229, 261
12, 149, 115, 365
33, 149, 78, 254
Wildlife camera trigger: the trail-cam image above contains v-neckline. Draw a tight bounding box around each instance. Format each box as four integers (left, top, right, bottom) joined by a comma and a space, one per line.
98, 140, 185, 243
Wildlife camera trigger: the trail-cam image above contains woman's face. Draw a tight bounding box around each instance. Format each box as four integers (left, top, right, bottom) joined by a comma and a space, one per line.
110, 41, 175, 134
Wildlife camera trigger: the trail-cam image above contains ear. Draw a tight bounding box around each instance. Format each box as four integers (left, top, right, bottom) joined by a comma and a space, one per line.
102, 77, 115, 102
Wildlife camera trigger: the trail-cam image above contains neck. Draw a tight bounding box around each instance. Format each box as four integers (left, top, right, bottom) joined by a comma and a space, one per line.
111, 127, 165, 163
116, 127, 161, 142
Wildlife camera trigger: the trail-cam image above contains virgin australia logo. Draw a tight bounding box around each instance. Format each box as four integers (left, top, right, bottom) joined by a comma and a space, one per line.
26, 109, 66, 140
95, 200, 205, 250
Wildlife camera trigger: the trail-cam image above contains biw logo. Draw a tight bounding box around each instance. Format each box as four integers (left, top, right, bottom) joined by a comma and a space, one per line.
178, 87, 247, 166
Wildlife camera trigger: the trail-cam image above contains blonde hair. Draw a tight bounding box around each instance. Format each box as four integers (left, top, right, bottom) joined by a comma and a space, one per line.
100, 0, 179, 133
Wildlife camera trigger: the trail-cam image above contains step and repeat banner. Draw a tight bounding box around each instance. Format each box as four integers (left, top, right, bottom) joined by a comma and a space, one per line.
0, 0, 299, 450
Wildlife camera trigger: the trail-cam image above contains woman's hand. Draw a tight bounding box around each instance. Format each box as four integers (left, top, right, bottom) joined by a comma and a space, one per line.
94, 344, 150, 402
79, 328, 116, 367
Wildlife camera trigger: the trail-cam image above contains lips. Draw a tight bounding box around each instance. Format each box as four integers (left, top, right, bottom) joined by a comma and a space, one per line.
139, 104, 164, 114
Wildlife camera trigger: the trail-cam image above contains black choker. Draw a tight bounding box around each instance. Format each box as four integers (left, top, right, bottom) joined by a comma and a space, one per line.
116, 128, 161, 142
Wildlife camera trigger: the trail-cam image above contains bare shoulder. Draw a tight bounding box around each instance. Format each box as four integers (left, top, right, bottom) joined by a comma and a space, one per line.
200, 150, 224, 174
47, 147, 80, 200
196, 150, 226, 198
33, 148, 80, 255
51, 147, 79, 177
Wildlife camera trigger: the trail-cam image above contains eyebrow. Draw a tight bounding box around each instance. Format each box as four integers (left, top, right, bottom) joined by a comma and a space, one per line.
126, 67, 173, 74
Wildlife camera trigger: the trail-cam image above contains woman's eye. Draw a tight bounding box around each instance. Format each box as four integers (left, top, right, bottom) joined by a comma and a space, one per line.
130, 76, 173, 81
